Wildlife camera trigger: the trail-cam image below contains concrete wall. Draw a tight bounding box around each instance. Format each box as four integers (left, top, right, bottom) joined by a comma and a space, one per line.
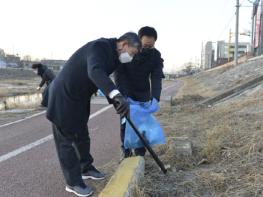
0, 102, 5, 110
0, 93, 42, 110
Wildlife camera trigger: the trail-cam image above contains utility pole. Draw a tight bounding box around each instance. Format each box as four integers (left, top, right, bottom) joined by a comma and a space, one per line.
235, 0, 240, 65
201, 42, 203, 69
228, 29, 232, 62
251, 11, 254, 55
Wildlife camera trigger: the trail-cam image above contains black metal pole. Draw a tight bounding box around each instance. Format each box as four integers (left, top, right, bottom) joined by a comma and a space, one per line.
125, 116, 167, 174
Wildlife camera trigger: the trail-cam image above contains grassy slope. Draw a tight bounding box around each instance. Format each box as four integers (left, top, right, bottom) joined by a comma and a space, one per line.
137, 64, 263, 196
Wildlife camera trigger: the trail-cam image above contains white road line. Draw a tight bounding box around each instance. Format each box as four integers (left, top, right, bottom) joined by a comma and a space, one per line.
0, 105, 112, 163
89, 105, 112, 119
0, 111, 46, 128
0, 135, 53, 163
163, 84, 177, 91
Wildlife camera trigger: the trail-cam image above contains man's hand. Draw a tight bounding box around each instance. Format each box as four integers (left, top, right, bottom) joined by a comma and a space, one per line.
36, 87, 41, 91
112, 93, 129, 117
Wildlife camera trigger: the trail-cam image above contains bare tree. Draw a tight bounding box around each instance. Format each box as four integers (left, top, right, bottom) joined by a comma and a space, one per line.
23, 55, 32, 62
183, 62, 194, 74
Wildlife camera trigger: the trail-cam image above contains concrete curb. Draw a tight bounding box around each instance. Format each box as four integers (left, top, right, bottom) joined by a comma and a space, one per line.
99, 156, 145, 197
168, 137, 193, 156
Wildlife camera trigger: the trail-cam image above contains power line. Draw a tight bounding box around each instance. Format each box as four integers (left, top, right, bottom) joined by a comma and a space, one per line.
240, 5, 258, 7
207, 0, 235, 40
215, 0, 247, 41
235, 0, 240, 65
217, 13, 236, 40
241, 0, 247, 4
222, 0, 234, 11
238, 0, 255, 7
240, 0, 248, 5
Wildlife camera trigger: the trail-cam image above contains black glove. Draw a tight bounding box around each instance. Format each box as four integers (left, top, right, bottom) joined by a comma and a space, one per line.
112, 93, 129, 118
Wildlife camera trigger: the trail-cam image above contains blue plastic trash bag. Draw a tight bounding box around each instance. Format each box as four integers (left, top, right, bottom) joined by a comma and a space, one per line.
124, 98, 166, 149
97, 89, 105, 97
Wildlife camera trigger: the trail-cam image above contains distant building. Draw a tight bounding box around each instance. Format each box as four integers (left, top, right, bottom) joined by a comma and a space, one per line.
21, 60, 37, 68
216, 41, 250, 66
204, 41, 215, 70
0, 60, 7, 68
41, 59, 67, 71
5, 54, 21, 68
200, 43, 205, 70
0, 48, 5, 60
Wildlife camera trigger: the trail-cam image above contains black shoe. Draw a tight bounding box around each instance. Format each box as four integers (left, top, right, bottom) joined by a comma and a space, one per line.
122, 147, 133, 158
134, 147, 146, 156
82, 165, 105, 180
119, 147, 133, 163
65, 184, 93, 197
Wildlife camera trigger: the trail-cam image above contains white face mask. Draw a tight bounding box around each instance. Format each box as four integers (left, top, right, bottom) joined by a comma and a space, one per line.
119, 52, 133, 63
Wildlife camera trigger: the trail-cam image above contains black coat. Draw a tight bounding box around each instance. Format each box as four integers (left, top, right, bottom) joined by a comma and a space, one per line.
46, 38, 120, 134
114, 48, 164, 102
37, 65, 55, 87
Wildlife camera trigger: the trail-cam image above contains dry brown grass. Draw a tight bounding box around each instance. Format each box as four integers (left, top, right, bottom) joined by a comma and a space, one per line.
137, 77, 263, 196
0, 69, 40, 98
0, 78, 39, 99
0, 89, 9, 98
175, 77, 216, 99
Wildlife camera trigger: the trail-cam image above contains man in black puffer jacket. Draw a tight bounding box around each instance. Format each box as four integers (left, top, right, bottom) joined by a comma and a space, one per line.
32, 63, 55, 107
32, 63, 55, 90
114, 26, 164, 158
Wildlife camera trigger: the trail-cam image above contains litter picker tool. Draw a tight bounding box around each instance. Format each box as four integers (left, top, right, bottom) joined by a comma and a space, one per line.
125, 116, 167, 174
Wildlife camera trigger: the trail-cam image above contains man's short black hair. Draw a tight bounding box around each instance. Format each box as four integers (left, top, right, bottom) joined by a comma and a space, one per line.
138, 26, 158, 41
32, 63, 43, 69
118, 32, 141, 50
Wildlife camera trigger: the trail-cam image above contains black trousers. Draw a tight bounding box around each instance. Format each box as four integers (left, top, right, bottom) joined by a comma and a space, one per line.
52, 123, 94, 186
120, 118, 146, 156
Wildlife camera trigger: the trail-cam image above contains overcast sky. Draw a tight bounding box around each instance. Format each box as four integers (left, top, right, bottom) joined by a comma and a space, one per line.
0, 0, 253, 72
